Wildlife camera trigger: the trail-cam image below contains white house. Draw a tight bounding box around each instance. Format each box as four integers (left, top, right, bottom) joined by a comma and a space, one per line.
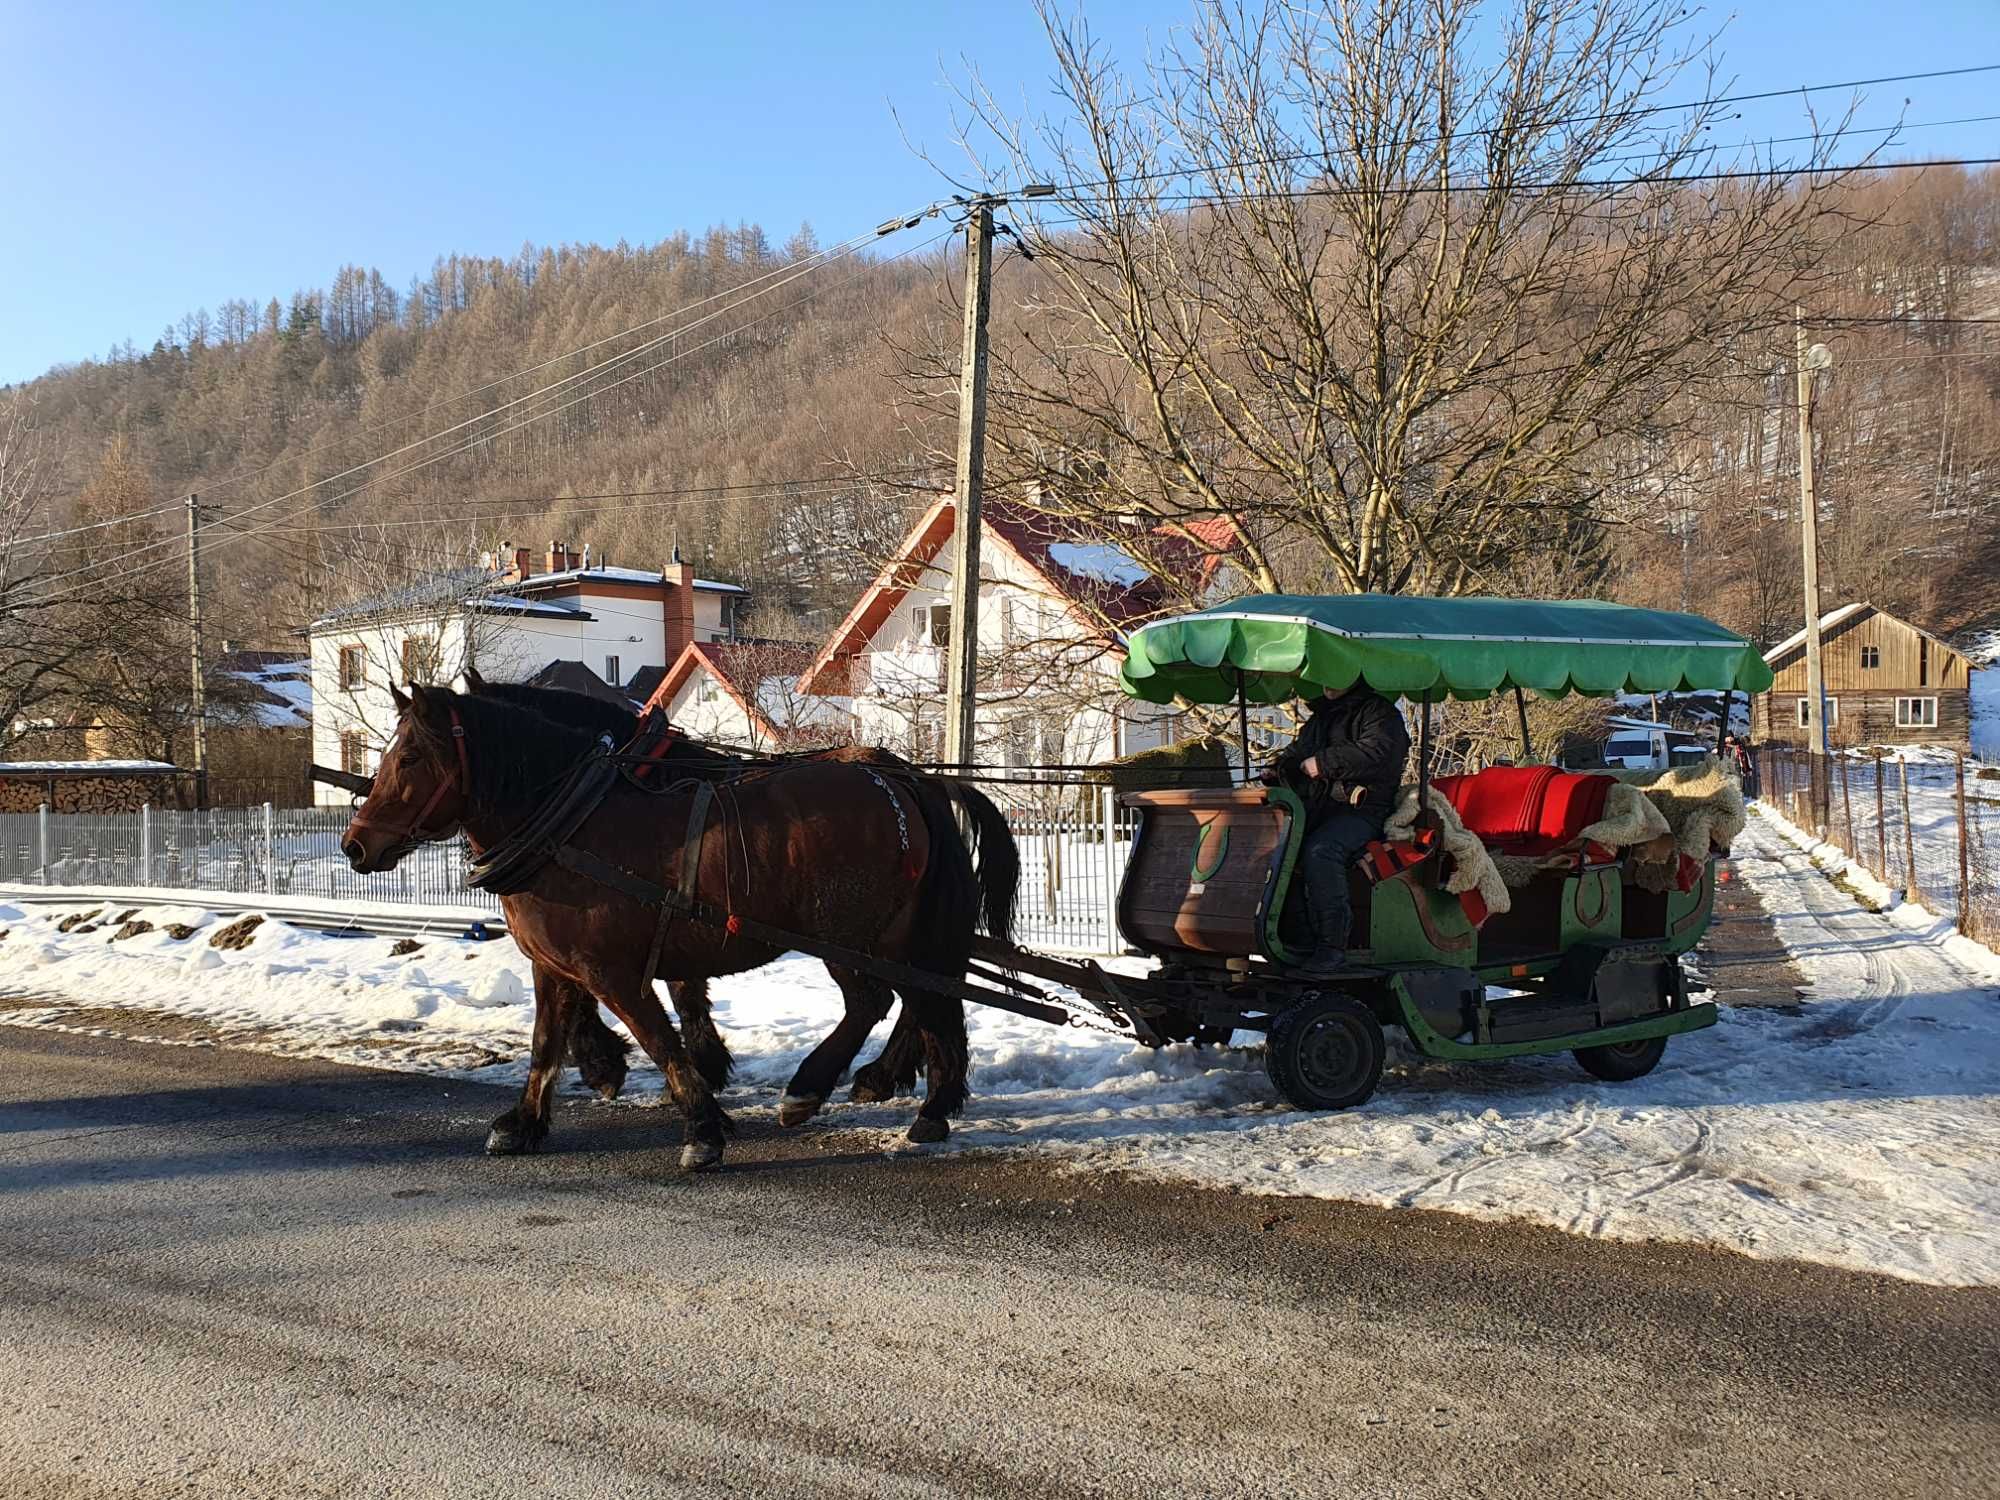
308, 540, 744, 802
796, 497, 1233, 769
645, 640, 854, 751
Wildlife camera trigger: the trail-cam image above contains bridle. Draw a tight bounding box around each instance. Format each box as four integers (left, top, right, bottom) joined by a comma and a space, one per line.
349, 706, 472, 848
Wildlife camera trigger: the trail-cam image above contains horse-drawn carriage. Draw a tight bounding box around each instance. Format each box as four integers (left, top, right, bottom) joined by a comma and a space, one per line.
333, 592, 1771, 1163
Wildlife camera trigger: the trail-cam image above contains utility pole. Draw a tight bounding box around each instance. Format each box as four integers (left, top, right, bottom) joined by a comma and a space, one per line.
1795, 313, 1832, 831
185, 493, 209, 809
942, 200, 995, 770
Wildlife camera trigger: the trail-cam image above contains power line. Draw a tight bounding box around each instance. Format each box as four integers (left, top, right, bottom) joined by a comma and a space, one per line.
21, 227, 937, 604
1023, 63, 2000, 196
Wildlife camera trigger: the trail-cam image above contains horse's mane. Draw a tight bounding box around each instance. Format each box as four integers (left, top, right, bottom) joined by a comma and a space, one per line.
408, 687, 598, 812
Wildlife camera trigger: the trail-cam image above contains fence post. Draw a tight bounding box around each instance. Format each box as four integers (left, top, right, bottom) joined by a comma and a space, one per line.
1838, 754, 1856, 856
1957, 755, 1971, 935
263, 802, 277, 895
1898, 758, 1919, 904
1100, 784, 1118, 955
37, 803, 49, 886
1872, 756, 1886, 876
140, 804, 152, 888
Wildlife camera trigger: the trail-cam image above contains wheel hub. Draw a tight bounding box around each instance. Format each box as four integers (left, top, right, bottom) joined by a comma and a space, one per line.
1297, 1015, 1363, 1091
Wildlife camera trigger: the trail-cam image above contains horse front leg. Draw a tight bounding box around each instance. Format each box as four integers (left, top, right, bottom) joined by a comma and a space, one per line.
562, 970, 631, 1100
596, 979, 733, 1171
488, 970, 586, 1155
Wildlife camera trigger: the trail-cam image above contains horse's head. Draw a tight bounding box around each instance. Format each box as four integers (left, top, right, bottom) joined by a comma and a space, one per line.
341, 683, 472, 872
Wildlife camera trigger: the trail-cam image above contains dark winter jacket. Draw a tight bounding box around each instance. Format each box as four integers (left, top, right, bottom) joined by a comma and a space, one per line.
1268, 686, 1412, 829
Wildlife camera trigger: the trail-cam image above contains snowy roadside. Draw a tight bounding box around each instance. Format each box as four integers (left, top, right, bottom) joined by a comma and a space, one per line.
2, 828, 1997, 1286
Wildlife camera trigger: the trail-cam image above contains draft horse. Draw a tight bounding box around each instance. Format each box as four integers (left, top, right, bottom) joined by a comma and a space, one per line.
342, 684, 1012, 1169
462, 674, 944, 1109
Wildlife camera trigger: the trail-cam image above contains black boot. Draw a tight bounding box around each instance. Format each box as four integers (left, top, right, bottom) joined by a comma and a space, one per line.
1295, 841, 1355, 979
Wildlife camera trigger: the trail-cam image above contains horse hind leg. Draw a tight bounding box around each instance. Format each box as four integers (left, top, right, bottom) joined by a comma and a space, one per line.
565, 996, 631, 1100
668, 977, 734, 1091
849, 1007, 925, 1103
779, 966, 893, 1127
901, 989, 970, 1145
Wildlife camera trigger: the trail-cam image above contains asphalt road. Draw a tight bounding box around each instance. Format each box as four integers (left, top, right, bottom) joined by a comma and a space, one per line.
0, 1026, 1994, 1500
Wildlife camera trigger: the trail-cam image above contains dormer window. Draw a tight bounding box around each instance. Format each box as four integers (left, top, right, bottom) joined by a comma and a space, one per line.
1860, 644, 1879, 669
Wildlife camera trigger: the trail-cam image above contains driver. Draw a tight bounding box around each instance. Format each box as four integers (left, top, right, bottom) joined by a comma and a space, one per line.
1261, 681, 1411, 978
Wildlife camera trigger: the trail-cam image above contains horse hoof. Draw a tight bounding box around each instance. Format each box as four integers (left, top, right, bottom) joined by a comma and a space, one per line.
849, 1074, 895, 1104
485, 1127, 541, 1156
776, 1093, 823, 1128
680, 1141, 724, 1171
906, 1117, 950, 1145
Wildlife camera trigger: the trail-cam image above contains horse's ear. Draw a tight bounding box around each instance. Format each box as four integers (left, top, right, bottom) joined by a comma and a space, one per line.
464, 664, 486, 693
390, 683, 412, 714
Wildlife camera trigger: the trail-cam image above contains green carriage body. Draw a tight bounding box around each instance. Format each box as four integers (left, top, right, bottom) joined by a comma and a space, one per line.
1110, 593, 1771, 1103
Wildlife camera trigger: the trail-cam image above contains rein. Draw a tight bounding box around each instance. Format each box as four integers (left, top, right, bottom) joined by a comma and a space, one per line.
351, 706, 472, 846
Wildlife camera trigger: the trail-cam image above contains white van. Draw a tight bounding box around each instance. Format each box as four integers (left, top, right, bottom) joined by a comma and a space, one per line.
1598, 724, 1708, 771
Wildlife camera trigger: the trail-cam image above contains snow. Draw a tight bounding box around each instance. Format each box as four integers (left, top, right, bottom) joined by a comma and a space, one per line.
1046, 541, 1152, 589
0, 760, 178, 773
3, 827, 1997, 1286
1962, 630, 1999, 762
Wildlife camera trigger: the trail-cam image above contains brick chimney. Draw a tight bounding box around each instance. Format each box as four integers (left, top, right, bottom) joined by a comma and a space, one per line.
662, 557, 696, 664
512, 546, 533, 582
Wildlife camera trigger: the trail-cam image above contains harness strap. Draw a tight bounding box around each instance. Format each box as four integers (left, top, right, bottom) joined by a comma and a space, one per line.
679, 780, 717, 906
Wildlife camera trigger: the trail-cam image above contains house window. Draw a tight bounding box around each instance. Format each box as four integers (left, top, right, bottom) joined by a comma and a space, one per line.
926, 604, 950, 648
1896, 697, 1938, 729
401, 635, 439, 684
339, 732, 369, 776
695, 676, 716, 704
1860, 644, 1880, 669
1795, 697, 1839, 728
338, 645, 366, 691
603, 655, 621, 687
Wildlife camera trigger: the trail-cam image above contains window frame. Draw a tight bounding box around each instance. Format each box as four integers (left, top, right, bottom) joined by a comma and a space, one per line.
1894, 696, 1938, 729
603, 654, 621, 688
1859, 644, 1880, 669
1796, 696, 1840, 728
338, 644, 366, 692
339, 732, 369, 776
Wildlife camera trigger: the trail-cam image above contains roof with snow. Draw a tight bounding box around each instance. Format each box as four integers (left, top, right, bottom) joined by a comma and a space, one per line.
519, 565, 746, 593
799, 496, 1237, 694
0, 760, 181, 775
1764, 602, 1972, 672
313, 562, 744, 631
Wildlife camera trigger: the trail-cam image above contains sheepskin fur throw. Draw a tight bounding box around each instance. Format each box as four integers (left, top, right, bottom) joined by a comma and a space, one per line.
1607, 756, 1748, 859
1381, 786, 1513, 916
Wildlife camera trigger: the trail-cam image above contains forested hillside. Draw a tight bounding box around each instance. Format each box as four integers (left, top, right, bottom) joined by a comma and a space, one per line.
2, 166, 1996, 765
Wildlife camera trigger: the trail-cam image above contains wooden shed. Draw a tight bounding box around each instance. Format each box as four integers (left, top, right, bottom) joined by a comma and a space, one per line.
1753, 603, 1974, 749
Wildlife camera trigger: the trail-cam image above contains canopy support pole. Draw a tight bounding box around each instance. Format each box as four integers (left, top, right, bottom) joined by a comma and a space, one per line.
1235, 669, 1252, 786
1512, 684, 1534, 763
1716, 690, 1732, 754
1415, 698, 1433, 830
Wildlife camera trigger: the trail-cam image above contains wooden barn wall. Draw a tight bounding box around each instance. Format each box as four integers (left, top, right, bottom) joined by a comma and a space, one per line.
1751, 687, 1972, 748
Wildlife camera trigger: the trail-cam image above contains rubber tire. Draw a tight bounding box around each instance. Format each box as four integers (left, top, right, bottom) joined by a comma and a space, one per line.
1572, 1035, 1668, 1082
1264, 992, 1385, 1111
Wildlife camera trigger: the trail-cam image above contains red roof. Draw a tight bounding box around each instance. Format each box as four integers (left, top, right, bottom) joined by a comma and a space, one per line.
798, 496, 1238, 694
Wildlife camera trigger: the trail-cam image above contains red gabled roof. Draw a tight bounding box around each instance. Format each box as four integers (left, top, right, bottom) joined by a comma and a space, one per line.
798, 495, 1239, 694
646, 640, 842, 747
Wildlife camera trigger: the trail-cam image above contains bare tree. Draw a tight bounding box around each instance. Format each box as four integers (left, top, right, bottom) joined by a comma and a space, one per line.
921, 0, 1875, 604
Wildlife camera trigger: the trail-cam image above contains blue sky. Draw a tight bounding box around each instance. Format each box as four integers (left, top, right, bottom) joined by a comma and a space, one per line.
2, 0, 1996, 385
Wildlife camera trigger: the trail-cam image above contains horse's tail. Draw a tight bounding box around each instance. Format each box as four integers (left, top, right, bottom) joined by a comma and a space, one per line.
906, 778, 981, 976
945, 782, 1020, 947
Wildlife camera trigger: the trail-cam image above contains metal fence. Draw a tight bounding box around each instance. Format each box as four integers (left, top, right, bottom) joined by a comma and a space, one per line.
1757, 745, 2000, 949
0, 797, 1136, 953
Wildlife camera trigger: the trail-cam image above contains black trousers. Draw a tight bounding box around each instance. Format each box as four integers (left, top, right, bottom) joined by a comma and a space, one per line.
1298, 809, 1380, 953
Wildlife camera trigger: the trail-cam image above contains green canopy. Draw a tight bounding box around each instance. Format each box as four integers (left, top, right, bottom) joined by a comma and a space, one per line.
1119, 594, 1775, 706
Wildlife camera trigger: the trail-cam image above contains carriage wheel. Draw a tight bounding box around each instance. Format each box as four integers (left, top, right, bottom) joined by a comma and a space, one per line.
1572, 1035, 1668, 1082
1264, 992, 1384, 1111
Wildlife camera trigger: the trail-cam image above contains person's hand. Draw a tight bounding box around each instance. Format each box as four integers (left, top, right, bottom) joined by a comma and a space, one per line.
1300, 755, 1320, 779
1256, 764, 1281, 785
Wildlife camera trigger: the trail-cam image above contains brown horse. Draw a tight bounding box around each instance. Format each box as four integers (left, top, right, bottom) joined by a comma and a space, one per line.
342, 684, 1014, 1168
463, 673, 935, 1111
